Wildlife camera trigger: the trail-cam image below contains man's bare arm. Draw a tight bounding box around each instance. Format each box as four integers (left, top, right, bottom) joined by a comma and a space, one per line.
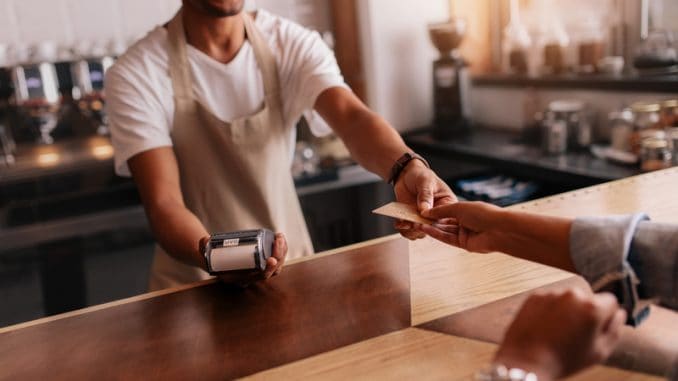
128, 147, 209, 269
314, 87, 410, 180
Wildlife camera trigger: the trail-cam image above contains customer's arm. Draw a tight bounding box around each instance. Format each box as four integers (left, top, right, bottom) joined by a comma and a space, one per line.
420, 202, 576, 271
421, 202, 678, 310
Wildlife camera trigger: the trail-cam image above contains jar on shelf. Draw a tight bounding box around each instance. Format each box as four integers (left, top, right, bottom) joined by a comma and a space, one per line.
575, 18, 607, 74
660, 99, 678, 128
630, 102, 662, 154
608, 108, 634, 152
535, 1, 570, 75
502, 0, 531, 75
640, 137, 672, 172
667, 127, 678, 165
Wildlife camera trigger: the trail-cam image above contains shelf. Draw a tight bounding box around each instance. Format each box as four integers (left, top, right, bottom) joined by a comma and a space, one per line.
473, 73, 678, 93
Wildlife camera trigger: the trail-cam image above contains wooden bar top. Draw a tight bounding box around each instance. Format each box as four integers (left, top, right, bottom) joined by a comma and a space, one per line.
1, 167, 677, 380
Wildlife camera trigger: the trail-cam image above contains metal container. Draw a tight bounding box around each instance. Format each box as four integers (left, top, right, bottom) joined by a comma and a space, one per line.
542, 118, 568, 155
548, 100, 592, 150
640, 137, 672, 172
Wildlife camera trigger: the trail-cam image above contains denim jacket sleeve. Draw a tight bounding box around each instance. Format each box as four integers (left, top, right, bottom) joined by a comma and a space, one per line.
570, 213, 678, 311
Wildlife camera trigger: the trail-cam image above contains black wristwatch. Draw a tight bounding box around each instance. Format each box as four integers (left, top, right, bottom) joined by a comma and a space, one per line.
388, 152, 430, 186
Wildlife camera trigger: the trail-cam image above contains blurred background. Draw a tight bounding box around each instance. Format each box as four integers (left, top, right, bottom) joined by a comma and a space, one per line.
0, 0, 676, 327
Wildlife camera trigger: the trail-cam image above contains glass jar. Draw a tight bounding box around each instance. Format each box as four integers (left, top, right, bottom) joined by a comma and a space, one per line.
502, 0, 531, 75
630, 102, 662, 154
660, 99, 678, 128
608, 109, 634, 152
575, 18, 606, 74
667, 127, 678, 165
535, 0, 570, 75
640, 137, 672, 172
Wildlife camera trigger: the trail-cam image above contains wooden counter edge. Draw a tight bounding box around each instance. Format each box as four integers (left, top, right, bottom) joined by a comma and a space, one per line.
0, 234, 403, 335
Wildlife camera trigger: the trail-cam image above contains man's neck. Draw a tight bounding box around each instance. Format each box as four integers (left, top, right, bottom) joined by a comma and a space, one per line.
181, 5, 246, 64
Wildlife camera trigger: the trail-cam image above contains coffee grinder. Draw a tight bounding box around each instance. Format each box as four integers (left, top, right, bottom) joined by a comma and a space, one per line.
428, 18, 471, 140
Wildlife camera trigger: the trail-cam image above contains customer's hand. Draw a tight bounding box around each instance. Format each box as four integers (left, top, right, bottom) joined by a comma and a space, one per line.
419, 201, 506, 253
494, 289, 626, 381
420, 201, 576, 271
214, 233, 288, 287
394, 160, 456, 240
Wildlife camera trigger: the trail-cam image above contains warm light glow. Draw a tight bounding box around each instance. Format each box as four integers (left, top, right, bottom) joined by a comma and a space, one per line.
91, 144, 114, 159
37, 152, 60, 166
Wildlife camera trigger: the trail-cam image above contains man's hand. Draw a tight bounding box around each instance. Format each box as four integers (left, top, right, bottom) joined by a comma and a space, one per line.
212, 233, 288, 287
494, 289, 626, 381
394, 160, 456, 240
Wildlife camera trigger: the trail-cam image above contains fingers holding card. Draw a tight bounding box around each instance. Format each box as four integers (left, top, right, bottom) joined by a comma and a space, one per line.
372, 202, 435, 225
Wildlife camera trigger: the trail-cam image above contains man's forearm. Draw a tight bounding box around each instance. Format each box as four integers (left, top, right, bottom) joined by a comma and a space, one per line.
315, 87, 411, 180
144, 200, 209, 270
336, 108, 410, 180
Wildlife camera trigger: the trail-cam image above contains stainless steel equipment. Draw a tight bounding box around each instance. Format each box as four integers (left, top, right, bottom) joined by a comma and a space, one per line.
547, 100, 593, 151
71, 54, 114, 135
10, 44, 61, 145
0, 122, 15, 165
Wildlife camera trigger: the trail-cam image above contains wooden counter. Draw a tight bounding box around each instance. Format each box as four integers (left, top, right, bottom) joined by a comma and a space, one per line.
1, 167, 677, 380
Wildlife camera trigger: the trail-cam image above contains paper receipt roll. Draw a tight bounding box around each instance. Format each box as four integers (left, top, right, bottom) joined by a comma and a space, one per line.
210, 243, 257, 272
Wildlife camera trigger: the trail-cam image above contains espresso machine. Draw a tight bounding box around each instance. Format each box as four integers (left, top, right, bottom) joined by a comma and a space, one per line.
71, 41, 116, 136
9, 43, 62, 145
428, 18, 471, 140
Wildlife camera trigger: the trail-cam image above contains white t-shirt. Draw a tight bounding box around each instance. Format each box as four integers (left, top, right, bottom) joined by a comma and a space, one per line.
105, 10, 347, 177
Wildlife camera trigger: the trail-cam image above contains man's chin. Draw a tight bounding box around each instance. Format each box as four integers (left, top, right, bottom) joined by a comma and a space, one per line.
191, 0, 244, 18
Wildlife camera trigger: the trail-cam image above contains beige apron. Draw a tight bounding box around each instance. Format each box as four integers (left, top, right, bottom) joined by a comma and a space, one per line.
148, 10, 314, 290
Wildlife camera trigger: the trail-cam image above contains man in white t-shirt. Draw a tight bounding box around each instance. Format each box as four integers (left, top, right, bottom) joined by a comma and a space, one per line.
106, 0, 456, 289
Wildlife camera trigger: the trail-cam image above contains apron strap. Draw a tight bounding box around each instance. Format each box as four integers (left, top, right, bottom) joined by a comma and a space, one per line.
166, 10, 194, 102
242, 13, 281, 98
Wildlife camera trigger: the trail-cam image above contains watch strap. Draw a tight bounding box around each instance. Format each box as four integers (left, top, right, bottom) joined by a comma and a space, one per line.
388, 152, 430, 186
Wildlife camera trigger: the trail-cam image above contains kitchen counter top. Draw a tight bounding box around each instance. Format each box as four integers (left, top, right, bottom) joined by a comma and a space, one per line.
1, 167, 677, 380
405, 127, 643, 188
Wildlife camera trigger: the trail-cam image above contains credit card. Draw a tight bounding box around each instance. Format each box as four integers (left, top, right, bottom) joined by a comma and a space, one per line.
372, 202, 434, 225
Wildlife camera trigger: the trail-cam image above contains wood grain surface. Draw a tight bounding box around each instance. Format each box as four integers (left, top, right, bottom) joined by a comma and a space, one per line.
0, 239, 411, 380
2, 168, 677, 380
245, 328, 663, 381
418, 276, 590, 342
409, 237, 574, 325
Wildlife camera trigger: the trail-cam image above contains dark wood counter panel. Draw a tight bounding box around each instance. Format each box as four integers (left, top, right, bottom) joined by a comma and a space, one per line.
0, 238, 410, 380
